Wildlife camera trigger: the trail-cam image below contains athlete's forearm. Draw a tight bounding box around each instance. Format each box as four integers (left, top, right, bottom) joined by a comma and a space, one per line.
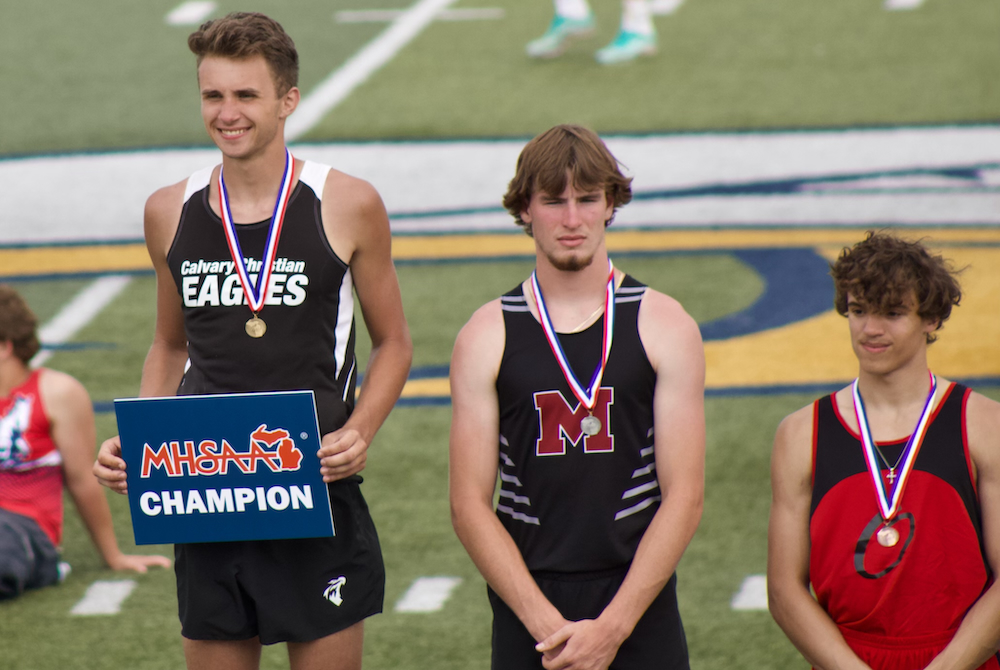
926, 583, 1000, 670
768, 580, 871, 670
344, 334, 412, 444
66, 479, 126, 567
138, 339, 188, 398
598, 486, 701, 640
452, 498, 565, 642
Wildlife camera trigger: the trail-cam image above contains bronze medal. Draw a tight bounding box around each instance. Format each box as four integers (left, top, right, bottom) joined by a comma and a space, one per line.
876, 525, 899, 548
853, 373, 937, 543
245, 315, 266, 338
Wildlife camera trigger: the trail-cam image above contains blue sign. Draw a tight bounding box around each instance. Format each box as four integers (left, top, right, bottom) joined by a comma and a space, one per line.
114, 391, 334, 545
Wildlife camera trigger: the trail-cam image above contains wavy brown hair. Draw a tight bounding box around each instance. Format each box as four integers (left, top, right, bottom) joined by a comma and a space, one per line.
831, 231, 961, 343
188, 12, 299, 95
502, 125, 633, 237
0, 285, 40, 364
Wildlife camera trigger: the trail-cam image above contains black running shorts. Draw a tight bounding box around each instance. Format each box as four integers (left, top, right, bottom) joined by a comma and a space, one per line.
175, 478, 384, 644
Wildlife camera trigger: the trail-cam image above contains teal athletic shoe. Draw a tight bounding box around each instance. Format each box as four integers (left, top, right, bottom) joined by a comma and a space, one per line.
526, 14, 596, 59
594, 30, 658, 64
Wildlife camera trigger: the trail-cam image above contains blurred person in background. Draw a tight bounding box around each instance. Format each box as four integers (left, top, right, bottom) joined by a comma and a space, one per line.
526, 0, 659, 64
0, 284, 170, 601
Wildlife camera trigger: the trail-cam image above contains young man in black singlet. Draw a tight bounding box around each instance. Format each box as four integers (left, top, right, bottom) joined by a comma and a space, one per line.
449, 124, 705, 670
93, 13, 412, 670
768, 232, 1000, 670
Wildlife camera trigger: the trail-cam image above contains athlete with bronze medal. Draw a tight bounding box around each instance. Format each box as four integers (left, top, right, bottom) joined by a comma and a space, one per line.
853, 370, 937, 548
530, 259, 615, 438
218, 146, 295, 338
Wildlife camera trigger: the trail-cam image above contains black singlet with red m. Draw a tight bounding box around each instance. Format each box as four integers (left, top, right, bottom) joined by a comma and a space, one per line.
166, 162, 357, 435
810, 383, 991, 640
496, 275, 658, 574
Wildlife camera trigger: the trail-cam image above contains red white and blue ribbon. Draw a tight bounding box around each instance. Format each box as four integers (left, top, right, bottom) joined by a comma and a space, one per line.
853, 371, 937, 522
218, 147, 295, 314
529, 260, 615, 413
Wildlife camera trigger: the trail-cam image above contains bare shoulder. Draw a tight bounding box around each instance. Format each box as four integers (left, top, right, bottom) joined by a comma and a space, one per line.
322, 169, 385, 219
37, 368, 91, 415
320, 169, 389, 263
144, 179, 187, 259
454, 299, 505, 358
965, 389, 1000, 468
637, 287, 701, 339
775, 403, 815, 449
771, 402, 816, 490
636, 287, 703, 369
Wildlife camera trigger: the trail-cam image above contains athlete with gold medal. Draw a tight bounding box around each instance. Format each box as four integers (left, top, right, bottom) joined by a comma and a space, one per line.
94, 13, 411, 670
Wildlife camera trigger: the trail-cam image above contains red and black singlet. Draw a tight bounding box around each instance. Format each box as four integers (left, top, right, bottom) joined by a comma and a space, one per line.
810, 383, 998, 668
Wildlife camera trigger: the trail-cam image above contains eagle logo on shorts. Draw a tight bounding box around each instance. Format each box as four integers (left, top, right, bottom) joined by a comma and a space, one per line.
323, 576, 347, 606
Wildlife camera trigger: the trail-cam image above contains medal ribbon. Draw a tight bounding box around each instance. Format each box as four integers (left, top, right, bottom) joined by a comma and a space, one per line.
218, 147, 295, 314
529, 260, 615, 413
853, 371, 937, 522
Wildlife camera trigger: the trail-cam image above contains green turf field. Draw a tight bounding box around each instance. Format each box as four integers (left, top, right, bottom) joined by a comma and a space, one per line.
4, 257, 999, 669
0, 258, 803, 670
0, 0, 997, 155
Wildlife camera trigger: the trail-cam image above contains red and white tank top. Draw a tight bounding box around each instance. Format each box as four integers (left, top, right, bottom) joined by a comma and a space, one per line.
0, 370, 64, 545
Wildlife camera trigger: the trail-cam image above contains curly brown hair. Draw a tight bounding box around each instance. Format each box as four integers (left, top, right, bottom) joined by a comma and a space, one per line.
831, 231, 961, 343
502, 125, 633, 237
188, 12, 299, 95
0, 285, 40, 364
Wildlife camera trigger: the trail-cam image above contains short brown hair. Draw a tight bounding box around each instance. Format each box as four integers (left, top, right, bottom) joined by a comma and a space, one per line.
502, 125, 633, 236
188, 12, 299, 95
831, 231, 961, 343
0, 285, 40, 364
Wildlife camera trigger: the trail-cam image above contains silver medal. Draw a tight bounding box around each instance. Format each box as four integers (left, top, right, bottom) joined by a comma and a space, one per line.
580, 415, 601, 436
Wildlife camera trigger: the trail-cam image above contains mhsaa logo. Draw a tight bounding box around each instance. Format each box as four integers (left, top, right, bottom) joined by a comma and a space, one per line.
141, 423, 304, 478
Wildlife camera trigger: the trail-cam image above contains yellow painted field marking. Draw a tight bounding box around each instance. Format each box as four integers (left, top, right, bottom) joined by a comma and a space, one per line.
0, 244, 149, 277
4, 227, 995, 277
8, 230, 998, 393
705, 246, 1000, 387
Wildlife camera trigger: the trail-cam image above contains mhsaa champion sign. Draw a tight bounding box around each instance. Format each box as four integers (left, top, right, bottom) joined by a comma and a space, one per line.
114, 391, 334, 545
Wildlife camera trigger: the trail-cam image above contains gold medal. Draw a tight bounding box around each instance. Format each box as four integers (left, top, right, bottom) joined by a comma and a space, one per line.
219, 148, 294, 340
580, 415, 602, 437
876, 525, 899, 548
245, 314, 266, 338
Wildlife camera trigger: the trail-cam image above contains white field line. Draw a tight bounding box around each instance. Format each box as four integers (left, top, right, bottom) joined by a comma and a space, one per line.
165, 1, 217, 26
884, 0, 924, 10
336, 8, 504, 23
394, 576, 463, 612
70, 580, 137, 615
286, 0, 460, 141
31, 275, 133, 368
731, 574, 768, 611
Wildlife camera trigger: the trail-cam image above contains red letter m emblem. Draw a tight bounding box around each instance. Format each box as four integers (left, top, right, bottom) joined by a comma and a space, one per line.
533, 388, 614, 456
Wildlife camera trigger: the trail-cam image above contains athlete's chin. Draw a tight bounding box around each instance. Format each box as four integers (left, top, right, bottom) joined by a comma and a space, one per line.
547, 252, 594, 273
856, 356, 900, 377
